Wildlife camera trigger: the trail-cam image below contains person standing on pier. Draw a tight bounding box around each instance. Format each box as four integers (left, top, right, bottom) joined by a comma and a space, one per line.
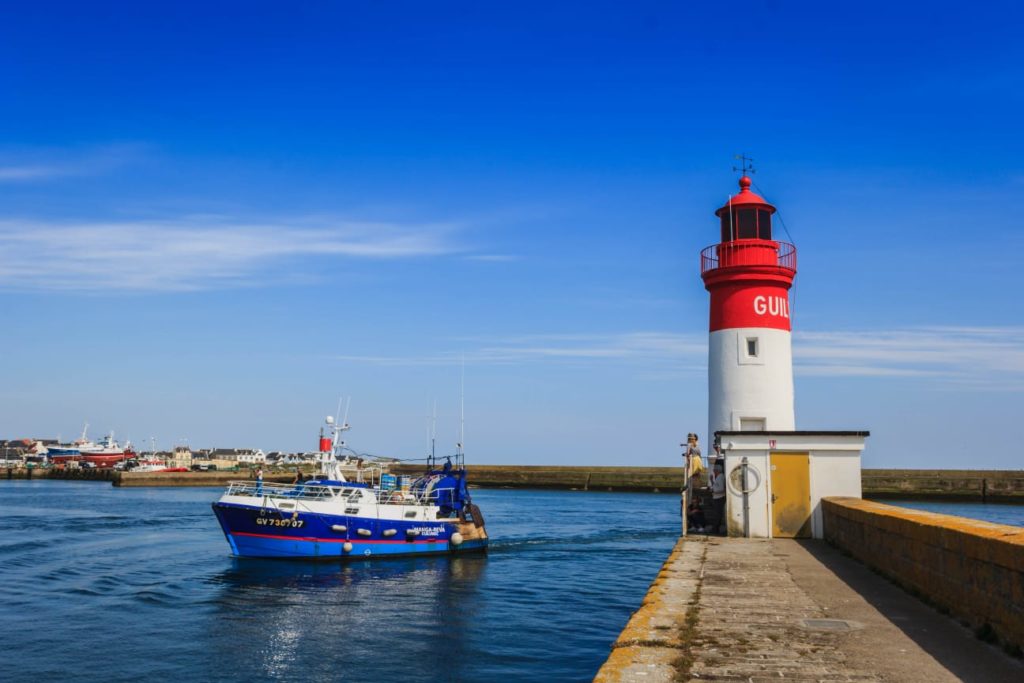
685, 433, 705, 484
255, 467, 264, 496
711, 462, 726, 534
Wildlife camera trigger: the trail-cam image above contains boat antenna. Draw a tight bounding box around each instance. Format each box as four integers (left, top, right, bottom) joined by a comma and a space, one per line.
431, 399, 437, 465
458, 357, 465, 463
339, 395, 352, 448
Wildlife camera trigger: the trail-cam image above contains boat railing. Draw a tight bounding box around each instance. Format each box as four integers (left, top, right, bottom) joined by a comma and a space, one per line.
225, 481, 339, 501
375, 487, 455, 507
225, 480, 457, 508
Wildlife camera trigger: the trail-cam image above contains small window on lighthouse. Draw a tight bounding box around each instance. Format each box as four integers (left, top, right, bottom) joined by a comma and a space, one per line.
746, 338, 759, 358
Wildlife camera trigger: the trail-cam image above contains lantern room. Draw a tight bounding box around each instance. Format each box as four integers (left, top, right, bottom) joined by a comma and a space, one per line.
715, 176, 775, 243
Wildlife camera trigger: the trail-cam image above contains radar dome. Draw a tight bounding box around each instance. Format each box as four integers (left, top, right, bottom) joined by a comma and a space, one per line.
325, 415, 335, 425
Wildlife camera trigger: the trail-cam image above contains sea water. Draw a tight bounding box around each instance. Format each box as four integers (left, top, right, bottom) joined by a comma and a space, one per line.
0, 481, 681, 683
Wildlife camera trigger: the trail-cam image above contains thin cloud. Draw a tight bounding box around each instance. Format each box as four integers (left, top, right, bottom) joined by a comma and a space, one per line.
333, 327, 1024, 389
0, 144, 144, 182
464, 254, 520, 262
0, 218, 463, 291
335, 332, 708, 371
793, 327, 1024, 385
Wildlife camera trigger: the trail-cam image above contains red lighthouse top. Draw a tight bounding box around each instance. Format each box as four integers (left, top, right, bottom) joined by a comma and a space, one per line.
700, 174, 797, 332
714, 176, 776, 242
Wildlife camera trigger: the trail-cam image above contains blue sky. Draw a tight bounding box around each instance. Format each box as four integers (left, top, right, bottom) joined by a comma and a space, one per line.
1, 1, 1022, 468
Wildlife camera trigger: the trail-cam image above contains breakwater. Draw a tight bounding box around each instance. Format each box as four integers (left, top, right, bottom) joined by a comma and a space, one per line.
861, 468, 1024, 502
5, 465, 1024, 500
823, 496, 1024, 657
2, 468, 294, 486
5, 467, 118, 482
397, 465, 1024, 500
390, 464, 682, 492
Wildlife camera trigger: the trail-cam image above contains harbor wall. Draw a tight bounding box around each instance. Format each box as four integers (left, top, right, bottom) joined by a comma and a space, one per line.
4, 467, 118, 482
4, 465, 1024, 499
2, 468, 290, 486
390, 464, 683, 492
822, 496, 1024, 655
860, 468, 1024, 502
114, 471, 294, 487
392, 465, 1024, 500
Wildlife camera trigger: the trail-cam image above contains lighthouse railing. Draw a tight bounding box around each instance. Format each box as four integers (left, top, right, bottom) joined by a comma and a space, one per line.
700, 240, 796, 274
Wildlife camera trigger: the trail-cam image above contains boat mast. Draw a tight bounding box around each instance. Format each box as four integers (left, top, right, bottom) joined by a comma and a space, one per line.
323, 397, 350, 481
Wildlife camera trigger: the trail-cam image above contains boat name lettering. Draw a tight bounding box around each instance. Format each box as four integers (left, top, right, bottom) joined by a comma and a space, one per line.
255, 517, 305, 528
409, 526, 445, 536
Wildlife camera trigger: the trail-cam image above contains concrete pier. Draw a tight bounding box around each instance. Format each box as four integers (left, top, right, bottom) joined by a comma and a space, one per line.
596, 536, 1024, 682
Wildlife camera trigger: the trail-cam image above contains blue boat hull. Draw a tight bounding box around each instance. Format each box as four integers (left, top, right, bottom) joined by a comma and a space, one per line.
212, 502, 487, 560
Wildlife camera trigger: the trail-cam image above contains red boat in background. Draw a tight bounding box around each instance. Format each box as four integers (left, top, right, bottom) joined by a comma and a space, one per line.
46, 424, 135, 468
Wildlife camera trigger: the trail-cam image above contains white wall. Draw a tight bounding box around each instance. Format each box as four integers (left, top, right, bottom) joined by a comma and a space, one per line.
723, 452, 771, 538
708, 327, 795, 444
808, 451, 862, 538
719, 433, 866, 539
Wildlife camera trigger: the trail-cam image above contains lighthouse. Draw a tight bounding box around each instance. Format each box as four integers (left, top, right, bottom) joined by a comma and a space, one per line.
698, 169, 869, 539
701, 173, 797, 441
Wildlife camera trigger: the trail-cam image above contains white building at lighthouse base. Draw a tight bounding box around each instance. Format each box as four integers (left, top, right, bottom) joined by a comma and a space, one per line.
715, 430, 868, 539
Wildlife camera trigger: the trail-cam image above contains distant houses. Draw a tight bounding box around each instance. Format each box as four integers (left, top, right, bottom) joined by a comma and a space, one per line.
210, 448, 266, 464
1, 438, 54, 465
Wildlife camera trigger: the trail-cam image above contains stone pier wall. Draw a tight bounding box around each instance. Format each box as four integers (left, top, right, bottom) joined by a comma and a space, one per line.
822, 496, 1024, 655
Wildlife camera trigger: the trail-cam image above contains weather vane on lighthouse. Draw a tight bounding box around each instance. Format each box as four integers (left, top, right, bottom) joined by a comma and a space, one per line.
732, 153, 756, 176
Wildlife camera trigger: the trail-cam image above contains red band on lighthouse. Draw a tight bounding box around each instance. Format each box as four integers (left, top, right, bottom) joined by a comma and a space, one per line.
709, 284, 791, 332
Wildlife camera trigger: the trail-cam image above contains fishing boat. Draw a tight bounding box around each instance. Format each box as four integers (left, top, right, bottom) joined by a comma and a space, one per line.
211, 410, 488, 560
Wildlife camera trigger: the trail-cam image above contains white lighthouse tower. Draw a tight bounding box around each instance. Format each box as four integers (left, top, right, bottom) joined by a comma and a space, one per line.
701, 173, 797, 442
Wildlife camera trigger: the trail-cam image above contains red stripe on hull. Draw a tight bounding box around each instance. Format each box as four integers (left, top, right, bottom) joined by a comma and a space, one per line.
231, 531, 447, 545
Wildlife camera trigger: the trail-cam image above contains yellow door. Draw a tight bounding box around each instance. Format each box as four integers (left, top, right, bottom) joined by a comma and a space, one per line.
770, 452, 811, 538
